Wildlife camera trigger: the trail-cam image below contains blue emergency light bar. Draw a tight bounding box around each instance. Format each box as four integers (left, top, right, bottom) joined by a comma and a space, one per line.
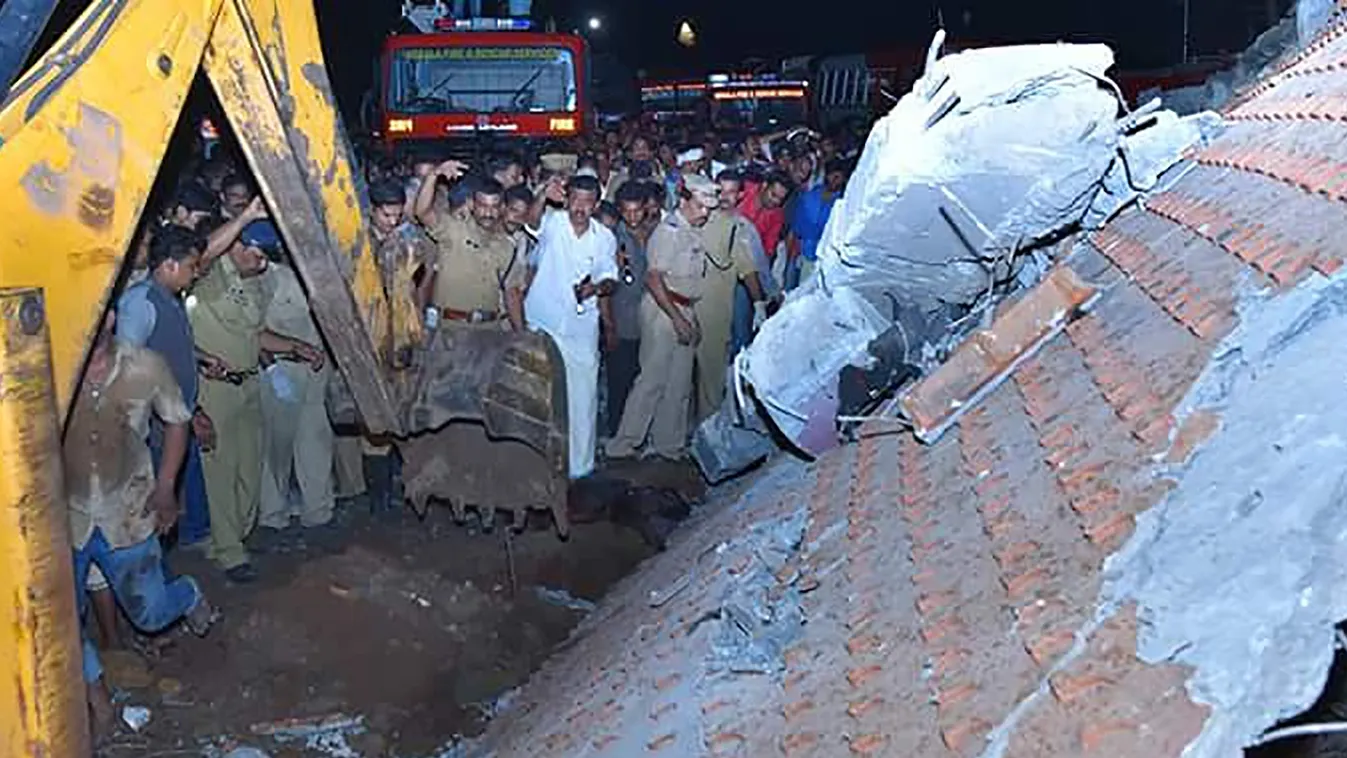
433, 16, 534, 31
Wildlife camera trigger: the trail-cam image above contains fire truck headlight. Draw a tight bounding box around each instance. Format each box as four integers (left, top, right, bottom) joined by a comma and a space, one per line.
549, 117, 577, 133
387, 118, 415, 134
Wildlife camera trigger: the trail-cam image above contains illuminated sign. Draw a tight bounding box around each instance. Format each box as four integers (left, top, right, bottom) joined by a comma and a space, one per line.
433, 17, 533, 31
387, 117, 415, 133
401, 46, 560, 62
445, 122, 520, 132
549, 117, 577, 132
712, 88, 807, 101
640, 83, 706, 95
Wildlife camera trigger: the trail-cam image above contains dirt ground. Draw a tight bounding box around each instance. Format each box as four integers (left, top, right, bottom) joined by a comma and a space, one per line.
94, 460, 704, 758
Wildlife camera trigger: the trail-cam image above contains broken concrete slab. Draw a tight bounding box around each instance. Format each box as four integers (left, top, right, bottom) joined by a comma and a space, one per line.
1104, 273, 1347, 757
720, 33, 1221, 462
809, 38, 1121, 313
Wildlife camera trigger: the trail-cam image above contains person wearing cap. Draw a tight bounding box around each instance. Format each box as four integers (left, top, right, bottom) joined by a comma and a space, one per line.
189, 220, 323, 582
525, 174, 619, 479
606, 174, 720, 461
415, 166, 525, 329
692, 172, 768, 423
660, 146, 707, 214
677, 146, 709, 178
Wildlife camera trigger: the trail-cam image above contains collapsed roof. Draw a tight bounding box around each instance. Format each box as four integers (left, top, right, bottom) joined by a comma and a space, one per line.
718, 32, 1221, 464
467, 7, 1347, 757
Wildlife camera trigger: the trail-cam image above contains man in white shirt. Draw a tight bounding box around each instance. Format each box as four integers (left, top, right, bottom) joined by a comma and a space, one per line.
524, 175, 619, 479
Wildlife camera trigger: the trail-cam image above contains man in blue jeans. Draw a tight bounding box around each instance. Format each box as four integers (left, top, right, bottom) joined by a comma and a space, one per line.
66, 314, 217, 734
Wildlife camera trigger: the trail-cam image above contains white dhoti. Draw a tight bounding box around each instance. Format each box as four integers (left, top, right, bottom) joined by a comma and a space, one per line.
523, 210, 620, 480
550, 333, 600, 479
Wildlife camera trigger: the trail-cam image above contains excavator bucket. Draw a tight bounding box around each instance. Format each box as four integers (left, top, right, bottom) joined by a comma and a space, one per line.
399, 324, 571, 536
204, 0, 571, 534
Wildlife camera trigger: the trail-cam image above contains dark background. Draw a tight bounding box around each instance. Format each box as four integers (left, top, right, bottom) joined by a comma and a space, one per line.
25, 0, 1297, 122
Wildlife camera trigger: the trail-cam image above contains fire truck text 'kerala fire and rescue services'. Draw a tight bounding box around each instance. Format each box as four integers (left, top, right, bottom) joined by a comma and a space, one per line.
375, 3, 589, 150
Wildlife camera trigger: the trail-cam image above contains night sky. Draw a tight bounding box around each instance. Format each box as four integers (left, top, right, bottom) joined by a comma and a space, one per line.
34, 0, 1293, 121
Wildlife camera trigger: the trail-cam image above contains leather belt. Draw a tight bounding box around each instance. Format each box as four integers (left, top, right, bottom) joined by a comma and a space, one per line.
204, 367, 259, 385
666, 290, 694, 308
442, 307, 502, 323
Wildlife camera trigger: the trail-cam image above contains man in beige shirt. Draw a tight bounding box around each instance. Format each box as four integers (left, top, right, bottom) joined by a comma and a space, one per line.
67, 314, 217, 732
606, 174, 720, 460
257, 258, 336, 546
694, 173, 765, 423
415, 168, 526, 325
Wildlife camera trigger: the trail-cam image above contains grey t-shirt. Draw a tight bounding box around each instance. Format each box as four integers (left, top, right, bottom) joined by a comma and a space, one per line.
611, 223, 650, 342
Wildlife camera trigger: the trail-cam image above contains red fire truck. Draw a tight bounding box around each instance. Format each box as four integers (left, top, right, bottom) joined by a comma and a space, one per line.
371, 2, 589, 153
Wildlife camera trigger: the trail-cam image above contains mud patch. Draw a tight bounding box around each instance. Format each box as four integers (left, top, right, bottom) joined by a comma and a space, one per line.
94, 501, 658, 757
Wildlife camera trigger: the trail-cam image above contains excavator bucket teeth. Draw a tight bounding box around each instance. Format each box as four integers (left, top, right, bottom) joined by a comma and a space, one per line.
399, 323, 570, 535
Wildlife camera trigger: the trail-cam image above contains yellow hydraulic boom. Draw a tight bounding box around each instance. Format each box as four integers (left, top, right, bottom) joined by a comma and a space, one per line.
0, 1, 568, 754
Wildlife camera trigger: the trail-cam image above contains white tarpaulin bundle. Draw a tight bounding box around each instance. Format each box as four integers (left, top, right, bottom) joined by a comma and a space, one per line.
699, 32, 1221, 466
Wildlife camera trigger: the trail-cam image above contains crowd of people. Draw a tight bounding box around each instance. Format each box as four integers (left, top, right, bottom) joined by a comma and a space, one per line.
65, 114, 855, 737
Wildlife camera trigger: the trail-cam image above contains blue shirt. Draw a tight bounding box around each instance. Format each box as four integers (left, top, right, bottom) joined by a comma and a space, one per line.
789, 186, 839, 262
117, 279, 199, 408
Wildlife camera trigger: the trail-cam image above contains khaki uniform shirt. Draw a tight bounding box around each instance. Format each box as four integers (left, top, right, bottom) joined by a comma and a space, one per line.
65, 344, 193, 549
426, 214, 524, 313
697, 209, 759, 313
647, 211, 710, 309
189, 255, 267, 371
260, 264, 320, 346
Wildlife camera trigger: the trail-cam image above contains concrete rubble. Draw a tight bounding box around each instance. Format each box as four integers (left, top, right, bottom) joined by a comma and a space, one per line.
696, 32, 1221, 477
1105, 275, 1347, 756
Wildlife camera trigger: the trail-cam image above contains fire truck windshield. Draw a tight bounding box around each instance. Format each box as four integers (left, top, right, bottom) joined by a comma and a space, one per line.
389, 46, 578, 114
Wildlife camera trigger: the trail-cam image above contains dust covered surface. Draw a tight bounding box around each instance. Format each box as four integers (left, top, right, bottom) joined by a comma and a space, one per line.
90, 470, 699, 758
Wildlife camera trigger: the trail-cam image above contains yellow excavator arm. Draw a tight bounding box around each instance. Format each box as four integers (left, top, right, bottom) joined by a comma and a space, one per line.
0, 1, 570, 754
0, 1, 404, 753
0, 0, 405, 429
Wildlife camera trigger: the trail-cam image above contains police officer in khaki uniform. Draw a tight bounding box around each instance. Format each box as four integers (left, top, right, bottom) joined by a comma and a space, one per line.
417, 174, 525, 326
257, 258, 334, 545
694, 172, 765, 424
606, 174, 720, 460
190, 221, 322, 582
